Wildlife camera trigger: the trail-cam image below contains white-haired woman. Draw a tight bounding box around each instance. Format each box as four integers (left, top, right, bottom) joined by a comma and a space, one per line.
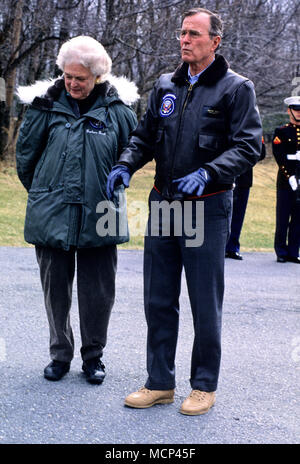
16, 36, 138, 384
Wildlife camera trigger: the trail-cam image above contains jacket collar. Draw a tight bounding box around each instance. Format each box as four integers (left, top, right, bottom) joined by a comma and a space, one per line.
171, 54, 229, 87
29, 79, 122, 112
16, 74, 139, 108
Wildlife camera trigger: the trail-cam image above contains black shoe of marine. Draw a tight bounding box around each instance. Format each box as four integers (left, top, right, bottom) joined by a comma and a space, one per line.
44, 360, 70, 381
225, 251, 243, 260
286, 256, 300, 264
82, 358, 106, 384
277, 256, 287, 263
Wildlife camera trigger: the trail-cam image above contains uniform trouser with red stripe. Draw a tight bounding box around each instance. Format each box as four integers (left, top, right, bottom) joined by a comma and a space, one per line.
274, 188, 300, 259
35, 245, 117, 363
144, 188, 232, 392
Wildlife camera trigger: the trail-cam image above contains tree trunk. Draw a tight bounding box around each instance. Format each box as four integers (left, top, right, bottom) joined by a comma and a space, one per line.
0, 0, 24, 163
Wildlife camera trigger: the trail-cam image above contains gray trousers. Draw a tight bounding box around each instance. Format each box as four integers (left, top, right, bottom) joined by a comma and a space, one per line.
35, 245, 117, 363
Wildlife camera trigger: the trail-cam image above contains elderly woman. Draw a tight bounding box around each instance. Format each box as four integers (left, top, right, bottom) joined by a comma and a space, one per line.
16, 36, 138, 383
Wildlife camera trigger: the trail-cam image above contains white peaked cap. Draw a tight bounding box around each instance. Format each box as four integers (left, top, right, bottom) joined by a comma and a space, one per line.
284, 96, 300, 106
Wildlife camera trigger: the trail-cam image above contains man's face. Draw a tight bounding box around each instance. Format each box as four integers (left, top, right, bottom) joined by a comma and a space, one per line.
64, 63, 97, 100
288, 107, 300, 125
180, 13, 221, 71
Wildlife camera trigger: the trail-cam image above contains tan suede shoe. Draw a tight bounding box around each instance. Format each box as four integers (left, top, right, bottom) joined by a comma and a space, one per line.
179, 390, 216, 415
124, 387, 175, 409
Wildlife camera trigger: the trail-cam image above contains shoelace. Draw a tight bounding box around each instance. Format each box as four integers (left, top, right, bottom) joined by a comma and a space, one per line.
189, 390, 208, 402
139, 387, 151, 394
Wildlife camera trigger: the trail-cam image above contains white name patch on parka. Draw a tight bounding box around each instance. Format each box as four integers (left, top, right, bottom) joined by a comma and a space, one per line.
86, 129, 106, 135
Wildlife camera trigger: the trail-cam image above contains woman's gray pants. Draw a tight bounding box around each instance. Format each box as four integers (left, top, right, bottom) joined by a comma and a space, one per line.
35, 245, 117, 363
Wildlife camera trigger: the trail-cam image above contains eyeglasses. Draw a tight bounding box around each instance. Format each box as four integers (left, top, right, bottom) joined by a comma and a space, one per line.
175, 29, 211, 40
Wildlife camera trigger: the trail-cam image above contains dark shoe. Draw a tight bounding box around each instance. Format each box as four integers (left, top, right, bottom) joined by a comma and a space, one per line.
286, 256, 300, 264
82, 357, 106, 384
44, 360, 70, 381
277, 256, 287, 263
225, 251, 243, 260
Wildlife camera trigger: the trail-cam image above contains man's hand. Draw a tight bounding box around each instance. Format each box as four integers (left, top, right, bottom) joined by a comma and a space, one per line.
106, 164, 131, 200
172, 168, 211, 196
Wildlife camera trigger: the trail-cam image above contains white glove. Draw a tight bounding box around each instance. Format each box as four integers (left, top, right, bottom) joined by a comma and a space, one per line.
289, 175, 298, 191
287, 151, 300, 161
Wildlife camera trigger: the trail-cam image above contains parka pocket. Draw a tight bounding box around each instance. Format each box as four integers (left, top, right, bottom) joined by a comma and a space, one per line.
32, 149, 67, 189
24, 186, 68, 248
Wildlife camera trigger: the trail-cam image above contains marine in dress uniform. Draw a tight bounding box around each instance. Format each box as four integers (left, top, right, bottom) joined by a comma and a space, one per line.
226, 137, 266, 260
272, 96, 300, 263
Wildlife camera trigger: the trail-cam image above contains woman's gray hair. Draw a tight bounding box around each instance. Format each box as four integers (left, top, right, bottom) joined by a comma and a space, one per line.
56, 36, 112, 81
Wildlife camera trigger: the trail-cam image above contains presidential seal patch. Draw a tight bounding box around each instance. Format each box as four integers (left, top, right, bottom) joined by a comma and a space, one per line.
160, 94, 176, 117
89, 119, 105, 131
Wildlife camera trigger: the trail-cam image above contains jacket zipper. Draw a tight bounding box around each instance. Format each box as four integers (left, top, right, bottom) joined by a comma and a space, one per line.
169, 82, 194, 190
182, 82, 193, 114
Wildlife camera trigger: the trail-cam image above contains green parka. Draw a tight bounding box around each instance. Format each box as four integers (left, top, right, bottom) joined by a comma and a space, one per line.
16, 77, 138, 250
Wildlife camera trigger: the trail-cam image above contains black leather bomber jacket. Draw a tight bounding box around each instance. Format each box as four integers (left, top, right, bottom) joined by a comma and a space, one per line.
119, 54, 263, 199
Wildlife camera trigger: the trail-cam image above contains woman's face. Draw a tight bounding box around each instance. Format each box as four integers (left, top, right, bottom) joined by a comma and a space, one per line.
64, 63, 97, 100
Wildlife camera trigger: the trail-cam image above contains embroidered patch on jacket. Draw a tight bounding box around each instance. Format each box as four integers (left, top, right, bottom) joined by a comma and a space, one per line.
202, 106, 223, 118
89, 119, 105, 131
160, 94, 176, 117
273, 136, 282, 144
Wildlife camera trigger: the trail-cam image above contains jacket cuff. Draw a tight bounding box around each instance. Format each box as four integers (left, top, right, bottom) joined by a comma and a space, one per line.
115, 161, 134, 175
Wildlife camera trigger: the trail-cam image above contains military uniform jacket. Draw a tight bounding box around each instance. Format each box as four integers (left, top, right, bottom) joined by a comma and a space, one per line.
16, 78, 137, 250
119, 54, 262, 199
272, 123, 300, 189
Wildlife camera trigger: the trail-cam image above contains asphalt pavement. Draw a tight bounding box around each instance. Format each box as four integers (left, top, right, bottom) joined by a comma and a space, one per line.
0, 247, 299, 445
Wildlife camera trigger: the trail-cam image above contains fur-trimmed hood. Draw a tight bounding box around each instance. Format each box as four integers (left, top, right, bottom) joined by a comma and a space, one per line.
16, 73, 139, 107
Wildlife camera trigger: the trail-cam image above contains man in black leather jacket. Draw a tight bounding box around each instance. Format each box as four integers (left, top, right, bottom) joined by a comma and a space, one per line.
107, 7, 262, 415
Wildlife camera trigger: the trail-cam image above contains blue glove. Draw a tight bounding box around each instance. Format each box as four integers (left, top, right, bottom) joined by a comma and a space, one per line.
173, 168, 211, 196
106, 164, 131, 200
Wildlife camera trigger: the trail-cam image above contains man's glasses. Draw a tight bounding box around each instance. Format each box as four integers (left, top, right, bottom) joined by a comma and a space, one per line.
175, 29, 211, 40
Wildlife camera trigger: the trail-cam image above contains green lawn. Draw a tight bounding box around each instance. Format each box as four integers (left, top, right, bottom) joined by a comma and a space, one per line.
238, 157, 277, 251
0, 157, 277, 250
0, 166, 29, 247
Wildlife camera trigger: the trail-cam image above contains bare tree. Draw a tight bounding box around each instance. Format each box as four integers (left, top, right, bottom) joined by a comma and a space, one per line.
0, 0, 299, 162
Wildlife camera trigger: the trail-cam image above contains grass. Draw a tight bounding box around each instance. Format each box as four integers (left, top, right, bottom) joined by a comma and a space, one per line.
0, 165, 29, 247
0, 155, 277, 250
238, 156, 277, 252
